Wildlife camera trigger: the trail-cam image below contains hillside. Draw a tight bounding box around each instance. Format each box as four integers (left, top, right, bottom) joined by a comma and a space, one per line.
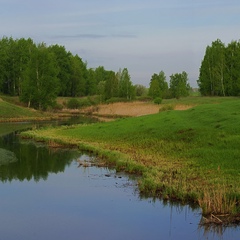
0, 97, 47, 121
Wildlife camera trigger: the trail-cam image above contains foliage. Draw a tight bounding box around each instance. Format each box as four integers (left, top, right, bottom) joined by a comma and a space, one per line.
153, 97, 162, 104
20, 43, 59, 110
198, 39, 240, 96
118, 68, 135, 100
149, 71, 168, 99
169, 71, 190, 99
135, 84, 148, 97
66, 98, 80, 109
0, 37, 136, 109
105, 97, 130, 104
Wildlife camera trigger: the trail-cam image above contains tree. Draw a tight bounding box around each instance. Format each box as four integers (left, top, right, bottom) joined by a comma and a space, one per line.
97, 81, 106, 103
149, 74, 161, 99
0, 37, 35, 96
20, 43, 59, 109
169, 71, 190, 99
69, 55, 87, 97
118, 68, 135, 100
104, 71, 118, 100
135, 84, 148, 97
85, 68, 97, 96
0, 37, 10, 94
224, 41, 240, 96
198, 39, 227, 96
48, 44, 72, 96
149, 71, 168, 99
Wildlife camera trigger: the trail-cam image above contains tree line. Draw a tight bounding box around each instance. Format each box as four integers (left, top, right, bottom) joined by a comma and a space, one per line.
148, 70, 190, 100
0, 37, 136, 109
198, 39, 240, 96
0, 37, 192, 110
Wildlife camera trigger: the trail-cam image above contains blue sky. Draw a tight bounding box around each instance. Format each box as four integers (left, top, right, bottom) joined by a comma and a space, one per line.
1, 0, 240, 87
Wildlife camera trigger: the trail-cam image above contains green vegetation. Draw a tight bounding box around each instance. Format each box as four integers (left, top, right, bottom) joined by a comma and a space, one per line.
21, 97, 240, 222
149, 70, 191, 100
0, 37, 137, 110
198, 39, 240, 96
0, 97, 46, 121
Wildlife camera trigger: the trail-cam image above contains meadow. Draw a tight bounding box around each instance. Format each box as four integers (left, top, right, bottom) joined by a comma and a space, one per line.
21, 97, 240, 224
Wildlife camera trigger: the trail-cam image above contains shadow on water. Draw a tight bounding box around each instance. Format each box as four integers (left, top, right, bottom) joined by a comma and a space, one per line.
0, 120, 239, 239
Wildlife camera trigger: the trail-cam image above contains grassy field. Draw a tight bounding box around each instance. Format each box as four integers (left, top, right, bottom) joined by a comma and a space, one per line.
21, 97, 240, 223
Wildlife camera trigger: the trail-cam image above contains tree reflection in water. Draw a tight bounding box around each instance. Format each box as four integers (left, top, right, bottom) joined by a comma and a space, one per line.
0, 132, 82, 182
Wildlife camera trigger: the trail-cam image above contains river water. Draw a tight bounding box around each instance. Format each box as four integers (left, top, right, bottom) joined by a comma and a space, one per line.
0, 121, 239, 240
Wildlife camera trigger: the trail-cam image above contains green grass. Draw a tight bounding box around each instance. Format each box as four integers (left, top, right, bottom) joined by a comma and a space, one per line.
0, 97, 50, 121
21, 97, 240, 220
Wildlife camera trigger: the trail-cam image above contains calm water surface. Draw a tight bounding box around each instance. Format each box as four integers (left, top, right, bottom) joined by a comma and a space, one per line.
0, 123, 239, 240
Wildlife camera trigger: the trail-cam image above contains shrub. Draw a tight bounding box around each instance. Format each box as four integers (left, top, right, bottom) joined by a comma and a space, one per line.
154, 97, 162, 105
105, 97, 129, 104
51, 102, 63, 111
137, 96, 152, 102
67, 98, 80, 109
78, 98, 91, 108
159, 104, 175, 112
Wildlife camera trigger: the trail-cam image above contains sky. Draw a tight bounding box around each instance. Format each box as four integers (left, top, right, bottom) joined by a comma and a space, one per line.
1, 0, 240, 87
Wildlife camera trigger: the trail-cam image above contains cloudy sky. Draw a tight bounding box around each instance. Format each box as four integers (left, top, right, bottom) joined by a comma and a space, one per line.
1, 0, 240, 87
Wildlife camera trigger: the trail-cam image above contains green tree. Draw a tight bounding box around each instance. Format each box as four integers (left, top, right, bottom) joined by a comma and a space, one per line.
149, 71, 168, 99
95, 66, 107, 85
97, 80, 106, 103
135, 84, 148, 97
85, 68, 97, 96
149, 74, 161, 99
224, 41, 240, 96
169, 71, 190, 99
198, 39, 226, 96
48, 44, 72, 96
69, 55, 87, 97
104, 71, 119, 100
0, 37, 10, 94
118, 68, 135, 100
20, 43, 59, 109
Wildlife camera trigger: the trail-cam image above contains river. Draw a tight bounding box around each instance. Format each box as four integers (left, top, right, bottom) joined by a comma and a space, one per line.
0, 121, 239, 240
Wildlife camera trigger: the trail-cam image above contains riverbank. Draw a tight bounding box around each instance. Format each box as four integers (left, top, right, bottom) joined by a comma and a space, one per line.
21, 98, 240, 225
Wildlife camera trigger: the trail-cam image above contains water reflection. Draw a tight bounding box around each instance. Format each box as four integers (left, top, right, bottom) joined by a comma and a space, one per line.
0, 124, 239, 239
0, 132, 81, 182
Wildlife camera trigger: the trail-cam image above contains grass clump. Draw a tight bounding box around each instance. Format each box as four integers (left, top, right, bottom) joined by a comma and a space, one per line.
21, 97, 240, 223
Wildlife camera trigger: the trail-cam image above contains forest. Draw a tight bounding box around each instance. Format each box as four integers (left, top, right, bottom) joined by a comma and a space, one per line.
0, 37, 191, 110
198, 39, 240, 96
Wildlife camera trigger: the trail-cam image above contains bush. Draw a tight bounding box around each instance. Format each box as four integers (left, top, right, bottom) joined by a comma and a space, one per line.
159, 104, 175, 112
154, 97, 162, 104
51, 102, 63, 111
105, 97, 129, 104
137, 96, 152, 102
67, 98, 80, 109
78, 98, 91, 108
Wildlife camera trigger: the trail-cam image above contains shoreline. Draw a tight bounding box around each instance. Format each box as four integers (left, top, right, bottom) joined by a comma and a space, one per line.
20, 124, 240, 226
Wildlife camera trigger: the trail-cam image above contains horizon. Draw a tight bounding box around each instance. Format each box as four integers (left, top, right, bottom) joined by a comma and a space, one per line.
2, 0, 240, 88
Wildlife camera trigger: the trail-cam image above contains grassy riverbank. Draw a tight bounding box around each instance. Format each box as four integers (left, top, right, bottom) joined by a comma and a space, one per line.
21, 97, 240, 224
0, 97, 48, 121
